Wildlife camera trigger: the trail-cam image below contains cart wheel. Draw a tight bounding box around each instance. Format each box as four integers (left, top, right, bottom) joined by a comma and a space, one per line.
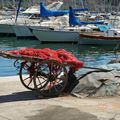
34, 60, 68, 97
19, 61, 48, 91
14, 60, 21, 70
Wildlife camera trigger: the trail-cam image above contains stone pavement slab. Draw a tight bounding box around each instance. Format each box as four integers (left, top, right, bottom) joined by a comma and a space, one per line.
0, 76, 120, 120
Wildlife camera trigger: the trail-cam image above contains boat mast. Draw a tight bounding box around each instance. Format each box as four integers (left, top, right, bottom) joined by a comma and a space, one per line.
109, 0, 112, 13
1, 0, 4, 9
12, 0, 16, 7
112, 0, 120, 28
80, 0, 84, 8
15, 0, 22, 22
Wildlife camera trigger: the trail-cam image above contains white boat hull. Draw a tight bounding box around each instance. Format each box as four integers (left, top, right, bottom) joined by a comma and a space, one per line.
0, 24, 14, 35
13, 25, 50, 38
31, 28, 80, 42
13, 25, 34, 38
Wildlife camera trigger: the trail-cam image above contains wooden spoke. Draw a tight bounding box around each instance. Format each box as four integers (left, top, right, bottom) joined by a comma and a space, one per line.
23, 76, 31, 81
19, 61, 48, 91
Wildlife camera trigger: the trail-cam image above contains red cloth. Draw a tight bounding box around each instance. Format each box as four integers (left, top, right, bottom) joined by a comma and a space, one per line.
8, 48, 84, 71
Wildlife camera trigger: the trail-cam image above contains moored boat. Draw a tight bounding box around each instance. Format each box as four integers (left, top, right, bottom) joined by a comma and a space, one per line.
30, 5, 90, 43
79, 29, 120, 45
31, 27, 80, 43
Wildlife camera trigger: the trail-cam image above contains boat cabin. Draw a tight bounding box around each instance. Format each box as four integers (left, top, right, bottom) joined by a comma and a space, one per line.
104, 29, 120, 37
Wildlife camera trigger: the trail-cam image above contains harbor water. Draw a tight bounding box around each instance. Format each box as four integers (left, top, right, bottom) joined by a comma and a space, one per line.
0, 36, 120, 76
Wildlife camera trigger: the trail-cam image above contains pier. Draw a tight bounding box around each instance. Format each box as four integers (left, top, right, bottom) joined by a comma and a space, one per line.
0, 76, 120, 120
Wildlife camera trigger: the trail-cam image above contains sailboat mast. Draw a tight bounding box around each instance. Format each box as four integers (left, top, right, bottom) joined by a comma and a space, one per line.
1, 0, 4, 8
80, 0, 84, 8
12, 0, 16, 7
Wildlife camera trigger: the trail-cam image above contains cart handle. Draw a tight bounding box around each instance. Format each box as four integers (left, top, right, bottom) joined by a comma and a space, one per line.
83, 66, 113, 72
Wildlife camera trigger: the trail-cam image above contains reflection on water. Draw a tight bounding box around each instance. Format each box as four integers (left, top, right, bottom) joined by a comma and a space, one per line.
0, 37, 120, 76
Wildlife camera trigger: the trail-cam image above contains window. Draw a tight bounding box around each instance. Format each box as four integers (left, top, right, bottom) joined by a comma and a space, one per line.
114, 33, 117, 36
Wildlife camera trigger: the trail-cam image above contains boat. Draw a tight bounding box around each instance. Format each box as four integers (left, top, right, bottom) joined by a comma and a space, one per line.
13, 1, 64, 38
79, 28, 120, 45
30, 5, 91, 43
31, 5, 104, 43
14, 1, 96, 40
68, 6, 119, 45
31, 26, 81, 43
0, 1, 64, 37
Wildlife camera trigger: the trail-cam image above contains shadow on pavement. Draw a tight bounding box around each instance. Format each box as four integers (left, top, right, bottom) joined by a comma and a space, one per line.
0, 91, 47, 103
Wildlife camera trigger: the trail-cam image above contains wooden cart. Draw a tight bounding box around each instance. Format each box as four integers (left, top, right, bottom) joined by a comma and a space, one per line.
0, 49, 110, 97
0, 51, 68, 97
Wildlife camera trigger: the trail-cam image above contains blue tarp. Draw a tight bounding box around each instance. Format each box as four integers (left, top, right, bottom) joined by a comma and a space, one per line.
69, 6, 104, 26
40, 2, 69, 17
96, 24, 112, 31
40, 2, 89, 17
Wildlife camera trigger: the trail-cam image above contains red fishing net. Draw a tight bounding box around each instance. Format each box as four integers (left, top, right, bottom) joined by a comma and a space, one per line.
8, 48, 84, 71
